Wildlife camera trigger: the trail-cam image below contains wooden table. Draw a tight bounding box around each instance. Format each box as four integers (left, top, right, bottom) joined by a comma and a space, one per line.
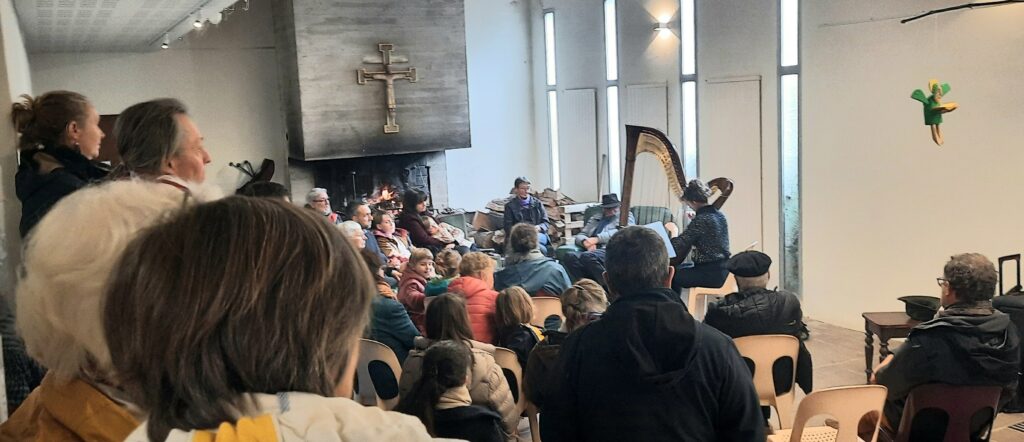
862, 312, 922, 382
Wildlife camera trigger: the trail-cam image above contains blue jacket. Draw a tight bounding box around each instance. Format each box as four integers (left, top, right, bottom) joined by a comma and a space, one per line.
504, 196, 549, 235
370, 295, 420, 363
574, 211, 635, 248
494, 257, 571, 297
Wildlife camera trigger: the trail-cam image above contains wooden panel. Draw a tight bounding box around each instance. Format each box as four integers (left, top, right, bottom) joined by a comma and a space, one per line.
558, 89, 599, 202
275, 0, 470, 160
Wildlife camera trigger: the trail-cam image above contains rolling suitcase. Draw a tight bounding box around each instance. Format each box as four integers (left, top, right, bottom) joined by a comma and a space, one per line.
993, 254, 1024, 412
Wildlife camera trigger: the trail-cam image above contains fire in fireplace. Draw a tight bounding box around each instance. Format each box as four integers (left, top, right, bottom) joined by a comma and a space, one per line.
297, 151, 448, 213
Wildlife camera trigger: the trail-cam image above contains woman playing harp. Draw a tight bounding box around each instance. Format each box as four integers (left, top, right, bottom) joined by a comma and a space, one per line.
670, 180, 730, 292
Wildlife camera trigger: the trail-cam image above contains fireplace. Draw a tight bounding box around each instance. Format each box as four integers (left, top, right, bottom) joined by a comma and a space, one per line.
291, 152, 449, 213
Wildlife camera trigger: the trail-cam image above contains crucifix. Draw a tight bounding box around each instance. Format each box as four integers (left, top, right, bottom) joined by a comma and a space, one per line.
357, 43, 418, 134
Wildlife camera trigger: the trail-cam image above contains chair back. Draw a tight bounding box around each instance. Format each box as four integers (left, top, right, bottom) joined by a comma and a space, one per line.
687, 273, 737, 320
733, 334, 800, 428
788, 385, 888, 442
895, 384, 1002, 442
493, 347, 525, 415
629, 205, 674, 225
531, 296, 564, 328
356, 339, 403, 410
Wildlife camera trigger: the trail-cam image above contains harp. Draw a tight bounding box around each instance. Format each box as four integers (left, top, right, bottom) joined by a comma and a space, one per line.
620, 125, 734, 227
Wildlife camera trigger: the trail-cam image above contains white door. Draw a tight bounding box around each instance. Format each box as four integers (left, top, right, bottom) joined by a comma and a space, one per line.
700, 78, 764, 256
558, 89, 599, 202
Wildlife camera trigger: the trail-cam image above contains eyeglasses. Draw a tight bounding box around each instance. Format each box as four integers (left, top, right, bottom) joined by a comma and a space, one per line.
936, 277, 949, 288
312, 198, 329, 203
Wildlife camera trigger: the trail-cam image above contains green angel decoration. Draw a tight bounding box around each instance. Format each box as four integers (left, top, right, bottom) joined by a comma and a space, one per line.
911, 79, 958, 146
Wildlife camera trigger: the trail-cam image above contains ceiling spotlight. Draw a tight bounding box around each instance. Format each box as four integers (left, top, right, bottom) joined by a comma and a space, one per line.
160, 33, 170, 49
193, 9, 204, 28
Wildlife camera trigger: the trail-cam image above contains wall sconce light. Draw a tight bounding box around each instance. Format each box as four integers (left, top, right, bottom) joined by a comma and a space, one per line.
654, 21, 671, 37
193, 9, 204, 28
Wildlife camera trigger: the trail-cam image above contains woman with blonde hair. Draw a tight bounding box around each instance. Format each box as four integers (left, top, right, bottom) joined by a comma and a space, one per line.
104, 197, 438, 441
0, 180, 206, 441
522, 279, 609, 410
11, 91, 108, 236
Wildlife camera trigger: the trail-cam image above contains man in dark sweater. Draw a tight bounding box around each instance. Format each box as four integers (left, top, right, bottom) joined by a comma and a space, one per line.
873, 253, 1019, 438
541, 226, 764, 442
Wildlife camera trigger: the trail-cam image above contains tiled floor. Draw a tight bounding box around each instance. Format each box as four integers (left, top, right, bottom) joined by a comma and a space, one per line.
803, 318, 1024, 442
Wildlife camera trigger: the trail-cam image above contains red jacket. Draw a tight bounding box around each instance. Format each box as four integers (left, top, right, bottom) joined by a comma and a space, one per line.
398, 271, 427, 334
447, 276, 499, 344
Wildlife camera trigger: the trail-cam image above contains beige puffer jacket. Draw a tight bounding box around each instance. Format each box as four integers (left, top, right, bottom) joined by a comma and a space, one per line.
399, 337, 518, 440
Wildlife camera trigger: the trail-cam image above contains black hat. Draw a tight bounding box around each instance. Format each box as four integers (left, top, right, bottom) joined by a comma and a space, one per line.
600, 193, 621, 208
898, 295, 940, 321
726, 251, 772, 277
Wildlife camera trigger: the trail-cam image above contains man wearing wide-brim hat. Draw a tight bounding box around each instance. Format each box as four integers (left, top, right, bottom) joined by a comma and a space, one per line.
563, 193, 635, 286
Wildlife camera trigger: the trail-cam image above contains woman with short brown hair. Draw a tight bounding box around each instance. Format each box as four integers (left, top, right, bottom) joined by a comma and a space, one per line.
104, 197, 437, 441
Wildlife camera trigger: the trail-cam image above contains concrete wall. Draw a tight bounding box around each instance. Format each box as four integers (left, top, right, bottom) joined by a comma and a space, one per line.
0, 0, 32, 296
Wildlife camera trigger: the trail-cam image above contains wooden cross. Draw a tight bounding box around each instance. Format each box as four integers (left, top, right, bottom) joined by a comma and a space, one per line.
357, 43, 418, 134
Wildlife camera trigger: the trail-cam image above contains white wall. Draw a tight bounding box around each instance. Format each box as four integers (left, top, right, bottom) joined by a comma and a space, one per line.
0, 0, 31, 296
446, 0, 540, 209
29, 0, 288, 195
802, 1, 1024, 329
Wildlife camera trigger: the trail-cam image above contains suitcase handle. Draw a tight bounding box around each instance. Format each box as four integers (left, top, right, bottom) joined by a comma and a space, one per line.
999, 254, 1021, 296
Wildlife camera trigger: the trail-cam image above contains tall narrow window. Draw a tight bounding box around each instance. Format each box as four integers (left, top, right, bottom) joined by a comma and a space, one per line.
604, 0, 621, 193
543, 10, 560, 189
779, 0, 801, 294
680, 0, 697, 179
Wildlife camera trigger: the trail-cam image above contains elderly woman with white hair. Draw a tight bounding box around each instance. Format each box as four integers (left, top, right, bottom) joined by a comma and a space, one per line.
0, 180, 209, 441
304, 187, 342, 224
339, 220, 367, 250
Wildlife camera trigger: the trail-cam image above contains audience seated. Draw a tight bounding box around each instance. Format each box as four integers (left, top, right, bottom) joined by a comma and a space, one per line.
348, 200, 387, 265
494, 286, 545, 367
503, 177, 550, 255
872, 253, 1020, 439
670, 179, 731, 292
304, 187, 341, 224
113, 98, 211, 190
0, 181, 204, 441
541, 226, 764, 442
396, 340, 506, 442
448, 252, 501, 344
400, 248, 436, 334
373, 211, 414, 266
426, 249, 461, 296
236, 181, 291, 201
103, 196, 437, 441
399, 294, 518, 439
523, 279, 608, 411
363, 249, 420, 363
704, 251, 813, 397
562, 193, 635, 286
11, 91, 108, 237
398, 189, 467, 254
495, 223, 571, 296
338, 220, 367, 249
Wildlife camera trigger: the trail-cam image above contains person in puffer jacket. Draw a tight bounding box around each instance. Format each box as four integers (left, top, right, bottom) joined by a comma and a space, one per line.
447, 252, 500, 344
399, 294, 519, 441
704, 250, 813, 395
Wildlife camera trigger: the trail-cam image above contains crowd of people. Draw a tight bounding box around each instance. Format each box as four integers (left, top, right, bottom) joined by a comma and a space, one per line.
0, 89, 1018, 442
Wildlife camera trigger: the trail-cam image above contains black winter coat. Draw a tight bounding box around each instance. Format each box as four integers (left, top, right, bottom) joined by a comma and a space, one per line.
704, 287, 813, 394
433, 405, 506, 442
540, 288, 764, 442
15, 146, 108, 237
503, 196, 548, 235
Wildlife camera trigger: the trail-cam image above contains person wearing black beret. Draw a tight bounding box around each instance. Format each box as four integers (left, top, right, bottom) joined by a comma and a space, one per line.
703, 250, 813, 421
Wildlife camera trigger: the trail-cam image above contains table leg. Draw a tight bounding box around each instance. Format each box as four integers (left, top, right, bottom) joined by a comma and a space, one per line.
864, 327, 874, 382
879, 338, 891, 362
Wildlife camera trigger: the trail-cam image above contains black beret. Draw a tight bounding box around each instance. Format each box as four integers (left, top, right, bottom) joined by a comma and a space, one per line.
726, 251, 772, 277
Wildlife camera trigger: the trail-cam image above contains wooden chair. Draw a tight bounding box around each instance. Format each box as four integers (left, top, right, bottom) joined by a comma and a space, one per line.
494, 347, 536, 440
356, 338, 403, 410
733, 334, 800, 429
687, 273, 736, 321
531, 296, 564, 328
768, 385, 888, 442
879, 384, 1002, 442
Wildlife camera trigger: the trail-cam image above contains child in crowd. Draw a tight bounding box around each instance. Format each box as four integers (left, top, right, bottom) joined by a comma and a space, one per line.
424, 216, 474, 249
399, 248, 435, 334
396, 340, 505, 442
494, 286, 544, 367
426, 249, 462, 296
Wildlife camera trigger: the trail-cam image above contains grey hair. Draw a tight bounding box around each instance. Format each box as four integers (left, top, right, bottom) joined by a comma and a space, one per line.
681, 179, 712, 203
305, 188, 329, 204
115, 98, 188, 175
604, 226, 671, 297
338, 220, 363, 238
944, 253, 998, 303
736, 274, 770, 291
